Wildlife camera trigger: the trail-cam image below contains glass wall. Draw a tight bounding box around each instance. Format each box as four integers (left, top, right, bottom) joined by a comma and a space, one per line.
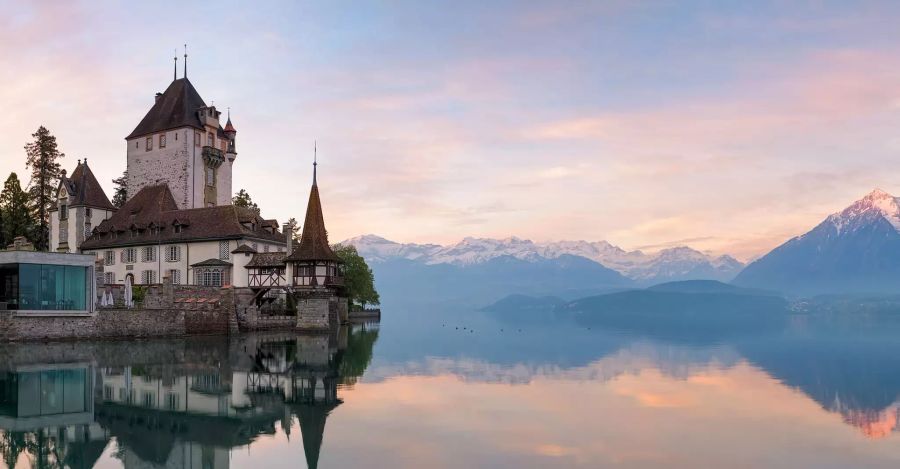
0, 368, 89, 417
0, 263, 88, 311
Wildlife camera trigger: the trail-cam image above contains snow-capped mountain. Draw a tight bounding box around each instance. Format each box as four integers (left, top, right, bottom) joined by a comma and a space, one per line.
734, 189, 900, 295
342, 234, 743, 283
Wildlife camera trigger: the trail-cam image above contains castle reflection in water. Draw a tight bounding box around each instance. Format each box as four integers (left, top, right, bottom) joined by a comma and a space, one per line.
0, 324, 378, 469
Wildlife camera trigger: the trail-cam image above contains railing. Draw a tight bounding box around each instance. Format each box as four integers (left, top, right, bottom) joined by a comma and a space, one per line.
291, 275, 344, 287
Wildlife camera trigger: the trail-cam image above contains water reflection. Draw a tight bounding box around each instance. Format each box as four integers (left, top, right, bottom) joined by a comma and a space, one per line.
2, 306, 900, 467
0, 324, 378, 469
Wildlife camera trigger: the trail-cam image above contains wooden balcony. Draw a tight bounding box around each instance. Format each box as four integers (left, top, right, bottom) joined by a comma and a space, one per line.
291, 275, 344, 288
249, 269, 286, 288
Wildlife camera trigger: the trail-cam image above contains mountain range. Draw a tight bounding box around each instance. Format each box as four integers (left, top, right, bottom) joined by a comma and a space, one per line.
344, 234, 743, 284
344, 188, 900, 299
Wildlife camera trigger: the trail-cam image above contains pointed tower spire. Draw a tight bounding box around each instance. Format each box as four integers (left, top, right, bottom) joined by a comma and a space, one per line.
183, 44, 188, 78
173, 49, 178, 81
313, 140, 318, 186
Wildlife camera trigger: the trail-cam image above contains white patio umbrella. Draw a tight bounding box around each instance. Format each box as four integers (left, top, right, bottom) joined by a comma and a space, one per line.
105, 290, 114, 307
124, 276, 133, 308
99, 290, 108, 307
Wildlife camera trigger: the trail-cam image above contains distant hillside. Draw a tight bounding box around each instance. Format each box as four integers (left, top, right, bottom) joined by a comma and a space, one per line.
371, 254, 631, 305
564, 290, 789, 343
480, 294, 566, 313
648, 280, 779, 297
734, 189, 900, 295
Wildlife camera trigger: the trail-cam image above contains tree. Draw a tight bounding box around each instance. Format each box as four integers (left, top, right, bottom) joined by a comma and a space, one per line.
24, 126, 64, 251
111, 170, 128, 207
287, 217, 301, 244
0, 173, 36, 246
232, 188, 260, 214
332, 244, 380, 309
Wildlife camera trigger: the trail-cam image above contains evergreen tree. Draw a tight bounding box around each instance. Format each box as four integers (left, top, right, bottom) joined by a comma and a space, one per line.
232, 188, 260, 214
0, 173, 35, 246
24, 126, 64, 251
287, 217, 301, 244
111, 170, 128, 207
332, 244, 380, 309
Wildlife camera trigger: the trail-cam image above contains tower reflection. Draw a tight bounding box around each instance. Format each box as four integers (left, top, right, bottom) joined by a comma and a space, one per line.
0, 323, 379, 468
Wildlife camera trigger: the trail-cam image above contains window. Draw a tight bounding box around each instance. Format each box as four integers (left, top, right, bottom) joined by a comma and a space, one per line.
175, 132, 178, 141
104, 385, 114, 401
167, 269, 181, 284
159, 134, 166, 148
174, 224, 183, 234
206, 167, 214, 186
165, 392, 180, 410
194, 131, 201, 147
207, 133, 214, 146
141, 246, 156, 262
104, 250, 116, 266
165, 245, 180, 262
122, 248, 137, 264
141, 270, 157, 284
199, 269, 223, 287
145, 136, 152, 151
85, 207, 92, 218
219, 241, 230, 260
104, 272, 115, 284
135, 141, 139, 148
252, 243, 258, 251
141, 391, 155, 408
59, 204, 68, 220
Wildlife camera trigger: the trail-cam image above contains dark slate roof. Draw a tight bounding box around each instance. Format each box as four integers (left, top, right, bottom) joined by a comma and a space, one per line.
80, 184, 286, 249
126, 78, 226, 140
58, 161, 117, 210
191, 258, 233, 267
284, 176, 341, 263
246, 252, 287, 267
232, 243, 257, 254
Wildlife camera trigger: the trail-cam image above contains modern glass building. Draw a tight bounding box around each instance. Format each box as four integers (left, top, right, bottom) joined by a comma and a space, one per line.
0, 252, 95, 314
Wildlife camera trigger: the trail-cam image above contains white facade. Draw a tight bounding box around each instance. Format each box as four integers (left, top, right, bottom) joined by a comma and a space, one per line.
126, 125, 235, 210
84, 238, 284, 288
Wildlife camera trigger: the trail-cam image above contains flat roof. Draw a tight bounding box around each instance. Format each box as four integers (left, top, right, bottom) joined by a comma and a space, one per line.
0, 251, 95, 267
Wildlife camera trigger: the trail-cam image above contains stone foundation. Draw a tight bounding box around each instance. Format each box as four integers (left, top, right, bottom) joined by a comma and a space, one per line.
296, 293, 331, 331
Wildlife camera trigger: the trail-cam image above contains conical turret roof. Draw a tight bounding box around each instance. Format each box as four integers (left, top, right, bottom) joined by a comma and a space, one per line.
285, 167, 341, 263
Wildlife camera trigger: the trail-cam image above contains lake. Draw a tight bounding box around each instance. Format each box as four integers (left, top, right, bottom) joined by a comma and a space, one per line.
2, 296, 900, 468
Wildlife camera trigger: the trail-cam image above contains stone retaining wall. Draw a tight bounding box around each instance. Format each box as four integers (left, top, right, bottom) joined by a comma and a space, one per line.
0, 309, 185, 342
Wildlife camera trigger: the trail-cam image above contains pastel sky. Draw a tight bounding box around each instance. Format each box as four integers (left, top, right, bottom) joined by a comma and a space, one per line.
3, 1, 900, 260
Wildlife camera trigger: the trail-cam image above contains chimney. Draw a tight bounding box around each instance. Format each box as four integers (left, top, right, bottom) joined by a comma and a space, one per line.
283, 223, 293, 254
155, 92, 163, 102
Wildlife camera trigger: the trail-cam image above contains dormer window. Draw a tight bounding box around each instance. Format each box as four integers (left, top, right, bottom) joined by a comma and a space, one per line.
146, 137, 153, 151
174, 224, 183, 234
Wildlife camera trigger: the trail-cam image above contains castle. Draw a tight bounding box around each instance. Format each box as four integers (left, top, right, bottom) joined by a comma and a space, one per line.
48, 72, 343, 303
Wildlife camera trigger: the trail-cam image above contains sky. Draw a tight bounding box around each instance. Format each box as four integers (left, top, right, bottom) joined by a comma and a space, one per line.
3, 1, 900, 260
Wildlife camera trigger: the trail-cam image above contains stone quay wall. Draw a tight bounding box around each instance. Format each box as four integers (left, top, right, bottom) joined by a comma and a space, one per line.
0, 309, 185, 342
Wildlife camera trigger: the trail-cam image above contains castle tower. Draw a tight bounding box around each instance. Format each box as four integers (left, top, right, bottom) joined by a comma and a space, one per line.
50, 160, 117, 253
125, 78, 237, 209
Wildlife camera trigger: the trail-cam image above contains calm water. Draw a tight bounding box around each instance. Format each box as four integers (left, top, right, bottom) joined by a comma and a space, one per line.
2, 299, 900, 468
